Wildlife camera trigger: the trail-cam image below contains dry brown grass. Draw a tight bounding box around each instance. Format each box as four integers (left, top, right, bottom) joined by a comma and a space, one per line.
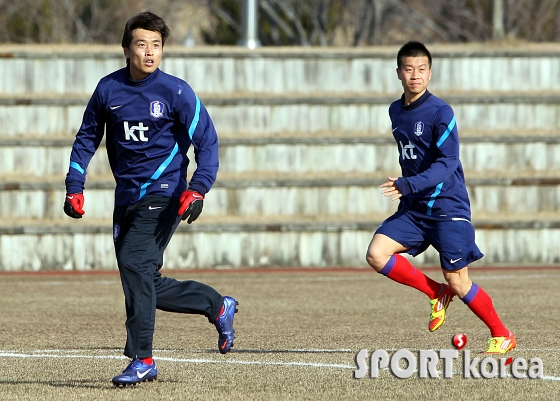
0, 267, 559, 400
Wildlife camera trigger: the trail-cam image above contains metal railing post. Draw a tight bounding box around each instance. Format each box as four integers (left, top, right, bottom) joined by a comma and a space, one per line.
238, 0, 261, 48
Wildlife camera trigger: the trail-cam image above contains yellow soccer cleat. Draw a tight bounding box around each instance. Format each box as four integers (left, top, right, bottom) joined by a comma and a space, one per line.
429, 284, 454, 332
485, 332, 517, 354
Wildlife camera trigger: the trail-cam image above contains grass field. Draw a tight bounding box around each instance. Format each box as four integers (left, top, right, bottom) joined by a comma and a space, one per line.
1, 266, 559, 400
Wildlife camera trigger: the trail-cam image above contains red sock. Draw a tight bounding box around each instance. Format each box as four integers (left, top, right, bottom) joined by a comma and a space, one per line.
461, 283, 509, 337
379, 254, 442, 299
140, 357, 153, 365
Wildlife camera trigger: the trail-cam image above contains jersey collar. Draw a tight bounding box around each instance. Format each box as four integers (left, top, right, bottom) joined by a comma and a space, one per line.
125, 65, 160, 86
401, 89, 432, 111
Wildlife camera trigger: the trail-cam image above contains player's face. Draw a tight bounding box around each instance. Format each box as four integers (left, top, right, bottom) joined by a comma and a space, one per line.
396, 56, 432, 103
123, 29, 163, 81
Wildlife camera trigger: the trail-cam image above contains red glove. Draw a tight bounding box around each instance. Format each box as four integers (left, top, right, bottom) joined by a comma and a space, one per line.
64, 193, 85, 218
178, 190, 204, 224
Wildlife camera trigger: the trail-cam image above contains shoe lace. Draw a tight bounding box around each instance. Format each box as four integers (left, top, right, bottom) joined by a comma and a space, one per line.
121, 360, 138, 373
430, 296, 446, 318
487, 338, 499, 350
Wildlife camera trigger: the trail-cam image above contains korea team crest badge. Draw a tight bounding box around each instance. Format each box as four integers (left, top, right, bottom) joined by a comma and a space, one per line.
414, 121, 424, 136
150, 100, 164, 118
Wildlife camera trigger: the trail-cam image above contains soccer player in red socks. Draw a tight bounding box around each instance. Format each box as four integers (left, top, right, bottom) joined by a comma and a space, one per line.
365, 41, 515, 354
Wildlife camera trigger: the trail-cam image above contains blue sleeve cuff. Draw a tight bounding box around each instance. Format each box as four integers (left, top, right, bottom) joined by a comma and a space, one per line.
395, 177, 412, 196
65, 180, 84, 195
188, 182, 207, 196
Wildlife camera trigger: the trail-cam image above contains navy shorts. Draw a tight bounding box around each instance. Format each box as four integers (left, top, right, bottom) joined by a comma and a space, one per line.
375, 210, 484, 271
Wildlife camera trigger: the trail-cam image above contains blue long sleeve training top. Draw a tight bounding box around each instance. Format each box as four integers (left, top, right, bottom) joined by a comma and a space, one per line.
390, 90, 472, 221
65, 67, 219, 207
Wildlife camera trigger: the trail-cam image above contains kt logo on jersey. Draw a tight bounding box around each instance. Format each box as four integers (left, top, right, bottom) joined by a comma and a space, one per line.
399, 140, 417, 160
124, 121, 149, 142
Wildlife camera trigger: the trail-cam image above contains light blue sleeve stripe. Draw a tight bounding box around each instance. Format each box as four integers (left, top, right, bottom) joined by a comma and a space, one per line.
187, 96, 201, 141
138, 142, 180, 200
70, 161, 85, 175
426, 182, 444, 216
436, 116, 456, 148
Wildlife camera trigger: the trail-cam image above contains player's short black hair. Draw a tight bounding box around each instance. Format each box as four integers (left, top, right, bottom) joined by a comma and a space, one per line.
397, 41, 432, 69
121, 11, 170, 49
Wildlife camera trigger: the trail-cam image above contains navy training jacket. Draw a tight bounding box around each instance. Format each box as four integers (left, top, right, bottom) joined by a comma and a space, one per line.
390, 90, 472, 221
65, 67, 219, 207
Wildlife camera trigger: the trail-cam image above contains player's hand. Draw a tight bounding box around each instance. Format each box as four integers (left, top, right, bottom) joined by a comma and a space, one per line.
380, 177, 402, 201
178, 190, 204, 224
64, 193, 85, 218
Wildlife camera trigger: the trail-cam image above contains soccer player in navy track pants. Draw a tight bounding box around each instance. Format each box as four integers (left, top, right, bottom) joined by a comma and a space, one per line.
113, 195, 222, 359
63, 11, 238, 386
365, 41, 516, 354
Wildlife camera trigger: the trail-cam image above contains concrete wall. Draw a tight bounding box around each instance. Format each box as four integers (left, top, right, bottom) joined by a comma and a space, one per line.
1, 45, 559, 270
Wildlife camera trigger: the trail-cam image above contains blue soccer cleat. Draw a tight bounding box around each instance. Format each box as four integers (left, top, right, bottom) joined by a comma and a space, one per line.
214, 296, 239, 354
112, 359, 158, 387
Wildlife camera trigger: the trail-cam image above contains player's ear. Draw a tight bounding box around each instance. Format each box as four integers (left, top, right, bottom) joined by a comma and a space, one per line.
396, 67, 401, 79
123, 46, 130, 61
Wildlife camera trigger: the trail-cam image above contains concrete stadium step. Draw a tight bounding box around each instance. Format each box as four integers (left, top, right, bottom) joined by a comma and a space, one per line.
4, 128, 559, 142
1, 131, 559, 176
2, 171, 560, 220
217, 131, 560, 174
0, 212, 559, 270
0, 92, 559, 135
1, 44, 559, 95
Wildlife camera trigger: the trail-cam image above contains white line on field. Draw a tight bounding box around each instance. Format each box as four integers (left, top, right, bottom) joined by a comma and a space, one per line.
0, 350, 353, 370
157, 356, 354, 369
2, 349, 560, 381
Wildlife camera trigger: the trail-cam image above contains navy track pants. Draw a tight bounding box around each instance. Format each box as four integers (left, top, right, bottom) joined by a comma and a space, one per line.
113, 195, 223, 359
